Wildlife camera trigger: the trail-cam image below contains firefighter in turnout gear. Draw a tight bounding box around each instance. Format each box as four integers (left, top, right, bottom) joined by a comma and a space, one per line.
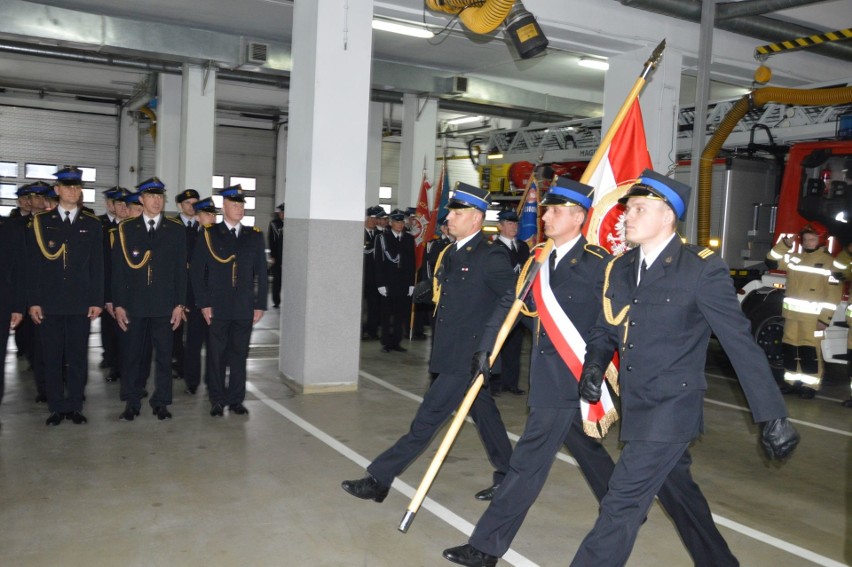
766, 225, 842, 398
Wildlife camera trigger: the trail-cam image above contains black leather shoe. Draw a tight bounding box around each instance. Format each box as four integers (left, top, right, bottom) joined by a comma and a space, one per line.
184, 386, 197, 395
153, 406, 172, 420
412, 333, 427, 341
341, 475, 389, 503
442, 544, 498, 567
45, 412, 63, 426
502, 387, 525, 395
229, 403, 249, 415
119, 406, 140, 422
35, 394, 48, 403
106, 370, 120, 382
841, 397, 852, 408
210, 404, 224, 417
391, 345, 407, 352
68, 411, 87, 425
381, 346, 392, 353
799, 386, 816, 399
474, 484, 499, 501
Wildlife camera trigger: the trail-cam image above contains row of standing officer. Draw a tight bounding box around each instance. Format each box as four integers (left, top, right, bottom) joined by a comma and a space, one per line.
5, 166, 267, 425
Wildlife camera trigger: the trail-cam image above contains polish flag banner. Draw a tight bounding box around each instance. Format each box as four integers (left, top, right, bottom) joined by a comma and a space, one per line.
412, 173, 432, 270
584, 100, 652, 255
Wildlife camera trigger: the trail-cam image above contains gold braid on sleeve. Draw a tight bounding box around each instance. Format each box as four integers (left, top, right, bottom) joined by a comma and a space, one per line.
430, 245, 452, 316
118, 221, 151, 269
516, 254, 538, 318
32, 213, 66, 263
203, 228, 236, 264
602, 258, 629, 326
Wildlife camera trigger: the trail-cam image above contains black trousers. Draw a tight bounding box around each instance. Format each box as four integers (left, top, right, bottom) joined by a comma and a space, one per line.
182, 308, 207, 391
101, 310, 119, 368
362, 286, 381, 338
39, 314, 91, 414
493, 325, 524, 391
380, 294, 411, 348
0, 309, 9, 405
206, 318, 252, 406
271, 261, 282, 307
120, 316, 173, 411
367, 371, 513, 488
571, 441, 737, 567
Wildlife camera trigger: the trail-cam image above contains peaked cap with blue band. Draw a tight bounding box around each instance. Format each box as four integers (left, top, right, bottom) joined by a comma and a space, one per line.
17, 181, 52, 197
389, 208, 406, 221
136, 177, 166, 194
618, 169, 691, 221
193, 196, 218, 214
447, 182, 491, 212
176, 189, 200, 203
541, 177, 594, 209
122, 191, 142, 205
218, 184, 245, 202
497, 209, 520, 222
53, 166, 84, 186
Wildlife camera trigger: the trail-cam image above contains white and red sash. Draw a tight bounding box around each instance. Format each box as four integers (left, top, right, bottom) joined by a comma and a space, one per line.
531, 248, 618, 438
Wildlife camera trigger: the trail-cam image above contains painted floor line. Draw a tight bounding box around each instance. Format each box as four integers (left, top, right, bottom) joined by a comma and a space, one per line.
355, 372, 847, 567
702, 397, 852, 437
245, 381, 538, 567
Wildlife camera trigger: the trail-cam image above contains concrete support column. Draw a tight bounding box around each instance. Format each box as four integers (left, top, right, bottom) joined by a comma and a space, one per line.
179, 64, 216, 193
118, 109, 139, 188
156, 73, 183, 197
398, 94, 437, 208
602, 46, 682, 177
365, 101, 383, 207
279, 0, 373, 393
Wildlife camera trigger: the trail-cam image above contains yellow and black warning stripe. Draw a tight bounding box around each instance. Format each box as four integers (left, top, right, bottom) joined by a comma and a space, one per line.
755, 28, 852, 57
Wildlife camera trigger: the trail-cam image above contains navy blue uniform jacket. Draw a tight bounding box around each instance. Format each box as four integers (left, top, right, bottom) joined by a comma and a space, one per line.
111, 215, 186, 317
26, 209, 104, 315
190, 222, 268, 320
430, 231, 514, 375
585, 237, 788, 443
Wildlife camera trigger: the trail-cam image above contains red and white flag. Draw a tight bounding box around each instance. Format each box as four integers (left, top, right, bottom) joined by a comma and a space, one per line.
412, 172, 432, 270
584, 100, 652, 255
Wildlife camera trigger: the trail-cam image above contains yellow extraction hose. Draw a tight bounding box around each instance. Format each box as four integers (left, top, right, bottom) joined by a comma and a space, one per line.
425, 0, 515, 35
697, 86, 852, 245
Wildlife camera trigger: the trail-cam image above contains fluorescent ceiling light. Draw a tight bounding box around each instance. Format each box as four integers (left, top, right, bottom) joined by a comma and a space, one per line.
578, 57, 609, 71
447, 115, 483, 126
488, 153, 504, 160
372, 19, 434, 39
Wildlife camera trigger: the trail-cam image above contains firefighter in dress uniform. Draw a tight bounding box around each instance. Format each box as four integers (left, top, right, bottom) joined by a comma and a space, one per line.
489, 209, 530, 397
190, 186, 267, 417
374, 208, 416, 353
171, 188, 200, 381
112, 178, 187, 421
268, 202, 285, 309
25, 166, 104, 426
99, 187, 127, 382
0, 214, 25, 426
183, 197, 218, 395
571, 170, 799, 567
342, 183, 515, 504
766, 224, 842, 398
443, 177, 749, 567
361, 206, 383, 341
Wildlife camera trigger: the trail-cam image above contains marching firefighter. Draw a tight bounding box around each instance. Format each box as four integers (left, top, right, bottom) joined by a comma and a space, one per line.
766, 224, 842, 398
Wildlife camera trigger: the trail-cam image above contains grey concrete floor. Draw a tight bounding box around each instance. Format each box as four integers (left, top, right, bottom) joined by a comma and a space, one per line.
0, 310, 850, 567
